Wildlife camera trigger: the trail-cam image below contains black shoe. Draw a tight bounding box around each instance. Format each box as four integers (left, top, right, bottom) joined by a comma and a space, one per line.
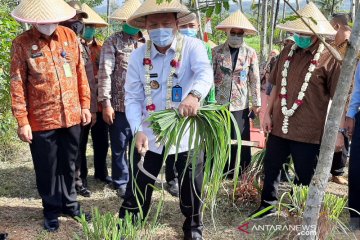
44, 218, 59, 232
166, 179, 179, 197
116, 187, 126, 198
95, 176, 113, 184
248, 205, 277, 220
76, 186, 91, 197
0, 233, 8, 240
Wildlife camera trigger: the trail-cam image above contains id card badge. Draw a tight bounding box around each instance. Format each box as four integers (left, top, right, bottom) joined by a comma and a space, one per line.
63, 63, 73, 78
240, 69, 247, 81
172, 85, 182, 102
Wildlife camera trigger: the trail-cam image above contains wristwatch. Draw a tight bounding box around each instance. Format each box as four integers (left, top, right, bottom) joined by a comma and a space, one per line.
189, 90, 202, 102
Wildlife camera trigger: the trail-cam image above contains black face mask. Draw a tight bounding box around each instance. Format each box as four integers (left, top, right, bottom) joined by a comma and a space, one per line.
62, 20, 84, 35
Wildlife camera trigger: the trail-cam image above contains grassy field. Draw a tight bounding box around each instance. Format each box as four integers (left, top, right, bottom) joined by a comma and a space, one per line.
0, 139, 359, 240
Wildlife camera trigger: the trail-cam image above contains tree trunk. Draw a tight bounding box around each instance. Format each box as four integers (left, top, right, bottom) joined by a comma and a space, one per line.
300, 11, 360, 240
257, 0, 262, 31
350, 0, 355, 22
295, 0, 300, 10
269, 0, 276, 52
260, 0, 268, 63
239, 0, 243, 12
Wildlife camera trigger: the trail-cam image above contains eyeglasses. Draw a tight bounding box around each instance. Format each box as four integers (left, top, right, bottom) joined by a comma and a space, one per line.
230, 32, 244, 37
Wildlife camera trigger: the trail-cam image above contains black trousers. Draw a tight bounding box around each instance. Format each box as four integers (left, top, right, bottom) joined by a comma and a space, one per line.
261, 134, 319, 206
29, 125, 81, 219
119, 150, 204, 238
224, 108, 251, 177
330, 133, 349, 176
91, 112, 109, 180
75, 124, 90, 188
349, 112, 360, 218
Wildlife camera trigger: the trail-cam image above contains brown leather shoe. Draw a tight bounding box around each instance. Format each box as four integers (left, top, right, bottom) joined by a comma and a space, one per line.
332, 175, 348, 185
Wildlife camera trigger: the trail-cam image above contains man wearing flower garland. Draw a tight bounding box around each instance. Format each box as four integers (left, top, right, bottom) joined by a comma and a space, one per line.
251, 2, 341, 219
120, 0, 213, 239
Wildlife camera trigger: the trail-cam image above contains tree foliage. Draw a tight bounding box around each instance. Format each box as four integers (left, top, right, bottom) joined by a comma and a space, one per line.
0, 8, 21, 134
79, 0, 104, 8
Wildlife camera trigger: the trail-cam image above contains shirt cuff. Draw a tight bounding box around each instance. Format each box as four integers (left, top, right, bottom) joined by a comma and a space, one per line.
346, 109, 357, 119
101, 100, 111, 108
17, 116, 29, 127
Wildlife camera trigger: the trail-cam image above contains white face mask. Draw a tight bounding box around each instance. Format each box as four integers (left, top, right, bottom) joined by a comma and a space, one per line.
35, 23, 58, 36
228, 35, 244, 48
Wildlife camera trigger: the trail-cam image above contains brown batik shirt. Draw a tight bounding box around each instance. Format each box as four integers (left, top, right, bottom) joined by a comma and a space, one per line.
269, 40, 341, 144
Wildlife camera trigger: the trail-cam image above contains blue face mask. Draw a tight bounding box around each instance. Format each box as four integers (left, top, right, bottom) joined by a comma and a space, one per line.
179, 28, 198, 38
83, 26, 96, 40
293, 33, 313, 49
148, 28, 174, 47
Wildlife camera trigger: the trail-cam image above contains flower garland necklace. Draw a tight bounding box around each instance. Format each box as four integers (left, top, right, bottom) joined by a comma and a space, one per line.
279, 42, 325, 134
143, 34, 184, 112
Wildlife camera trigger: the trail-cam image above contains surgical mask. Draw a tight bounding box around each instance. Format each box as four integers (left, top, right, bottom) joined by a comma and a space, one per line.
123, 23, 140, 36
294, 33, 313, 49
62, 20, 85, 35
179, 28, 198, 38
228, 35, 244, 48
35, 23, 58, 36
83, 26, 96, 40
148, 28, 174, 47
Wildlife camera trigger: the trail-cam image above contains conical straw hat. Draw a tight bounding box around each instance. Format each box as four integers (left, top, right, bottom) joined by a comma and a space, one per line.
110, 0, 142, 22
11, 0, 76, 24
178, 12, 197, 26
277, 2, 336, 35
82, 3, 108, 28
127, 0, 190, 29
216, 10, 257, 35
67, 1, 89, 19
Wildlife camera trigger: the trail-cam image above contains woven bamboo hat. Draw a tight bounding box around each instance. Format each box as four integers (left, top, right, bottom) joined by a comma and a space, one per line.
277, 2, 336, 35
11, 0, 76, 24
178, 12, 197, 26
67, 1, 89, 19
216, 10, 257, 35
127, 0, 190, 29
110, 0, 142, 22
82, 3, 108, 28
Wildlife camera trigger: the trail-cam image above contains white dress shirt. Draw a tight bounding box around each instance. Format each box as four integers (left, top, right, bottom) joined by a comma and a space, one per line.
125, 35, 214, 154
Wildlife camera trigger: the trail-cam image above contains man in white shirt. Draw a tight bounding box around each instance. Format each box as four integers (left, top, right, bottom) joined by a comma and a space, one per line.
120, 1, 213, 239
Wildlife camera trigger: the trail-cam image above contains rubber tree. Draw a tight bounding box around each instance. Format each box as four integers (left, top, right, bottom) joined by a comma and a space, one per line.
300, 10, 360, 240
260, 0, 269, 63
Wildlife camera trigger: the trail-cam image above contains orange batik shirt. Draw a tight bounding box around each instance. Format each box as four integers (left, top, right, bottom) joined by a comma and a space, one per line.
10, 26, 90, 132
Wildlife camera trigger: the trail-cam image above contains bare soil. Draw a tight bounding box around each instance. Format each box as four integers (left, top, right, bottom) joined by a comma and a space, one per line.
0, 142, 359, 240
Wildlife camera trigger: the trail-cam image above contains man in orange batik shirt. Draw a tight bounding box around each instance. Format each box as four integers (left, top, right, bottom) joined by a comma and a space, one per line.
10, 0, 91, 232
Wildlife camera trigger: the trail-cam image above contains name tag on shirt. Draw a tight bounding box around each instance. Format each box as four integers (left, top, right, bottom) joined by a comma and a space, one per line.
172, 85, 182, 102
31, 52, 44, 58
63, 63, 72, 78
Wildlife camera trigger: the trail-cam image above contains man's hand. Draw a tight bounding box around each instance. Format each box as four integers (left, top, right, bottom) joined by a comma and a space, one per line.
262, 112, 272, 133
251, 106, 261, 115
345, 117, 355, 139
17, 124, 32, 143
335, 133, 345, 152
91, 112, 97, 127
81, 109, 91, 126
179, 94, 200, 117
135, 131, 148, 154
102, 106, 115, 125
